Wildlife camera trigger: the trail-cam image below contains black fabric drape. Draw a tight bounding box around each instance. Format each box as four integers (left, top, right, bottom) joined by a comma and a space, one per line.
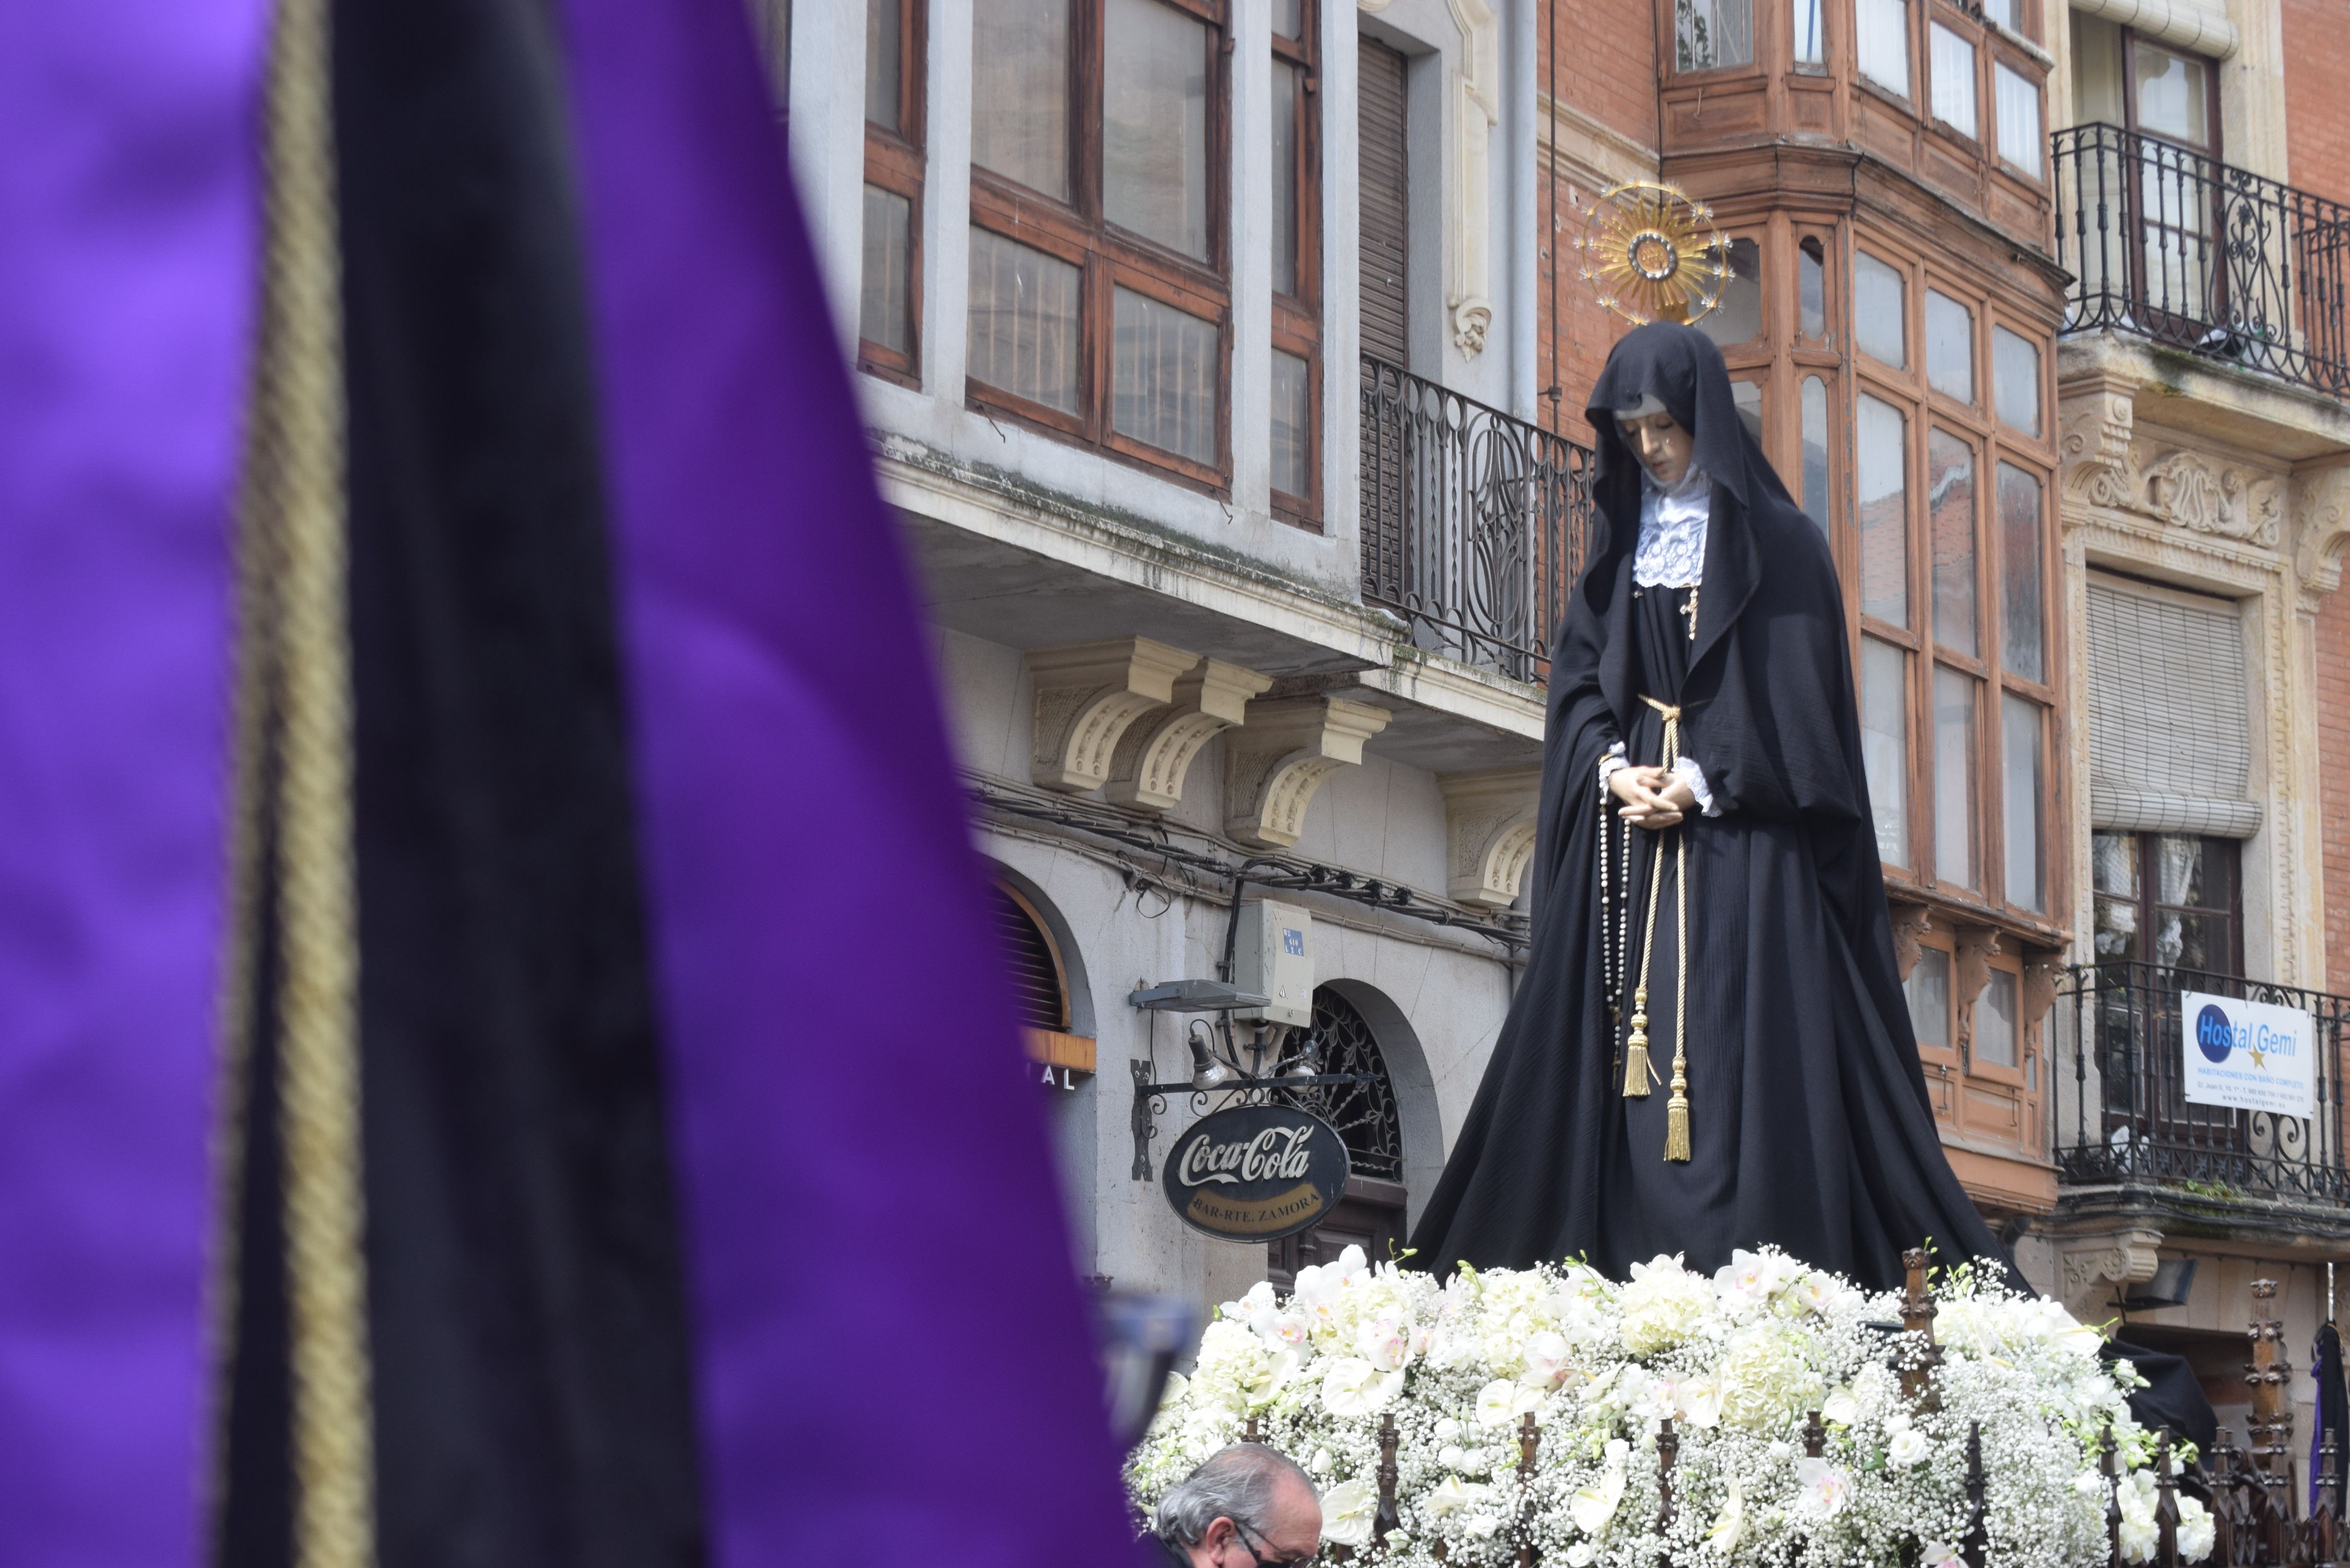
215, 0, 708, 1563
1407, 324, 2012, 1294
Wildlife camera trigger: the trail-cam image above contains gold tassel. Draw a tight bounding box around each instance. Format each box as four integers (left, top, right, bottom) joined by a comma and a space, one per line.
1664, 1049, 1691, 1161
1622, 987, 1652, 1097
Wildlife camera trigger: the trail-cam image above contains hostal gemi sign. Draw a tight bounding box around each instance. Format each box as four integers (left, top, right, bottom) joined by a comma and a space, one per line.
1161, 1102, 1351, 1242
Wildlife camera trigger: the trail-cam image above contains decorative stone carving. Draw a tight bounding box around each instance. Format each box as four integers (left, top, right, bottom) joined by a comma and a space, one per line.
1438, 766, 1543, 908
2059, 390, 2137, 511
1025, 638, 1199, 794
2291, 459, 2350, 594
1225, 697, 1393, 849
2137, 448, 2283, 546
2021, 953, 2063, 1065
2055, 1228, 2164, 1321
1102, 659, 1273, 814
1445, 0, 1498, 358
1953, 927, 2002, 1067
1887, 903, 1933, 981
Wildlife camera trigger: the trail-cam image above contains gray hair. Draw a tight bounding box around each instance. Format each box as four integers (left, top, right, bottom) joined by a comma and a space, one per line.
1154, 1443, 1318, 1547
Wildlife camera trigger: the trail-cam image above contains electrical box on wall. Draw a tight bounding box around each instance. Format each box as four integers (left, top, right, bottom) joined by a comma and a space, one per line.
1233, 900, 1314, 1028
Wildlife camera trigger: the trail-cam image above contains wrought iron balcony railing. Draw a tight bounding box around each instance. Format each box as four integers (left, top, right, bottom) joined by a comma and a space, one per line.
1358, 356, 1596, 684
2053, 122, 2350, 399
2051, 960, 2350, 1205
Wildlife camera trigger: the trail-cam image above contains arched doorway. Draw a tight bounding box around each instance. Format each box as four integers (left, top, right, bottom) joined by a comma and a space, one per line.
1267, 985, 1409, 1288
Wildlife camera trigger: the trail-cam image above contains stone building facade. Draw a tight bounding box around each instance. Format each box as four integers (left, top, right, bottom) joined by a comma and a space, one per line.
765, 0, 2350, 1454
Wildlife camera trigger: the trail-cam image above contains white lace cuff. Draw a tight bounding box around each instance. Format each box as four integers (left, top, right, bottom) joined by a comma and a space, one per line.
1673, 756, 1720, 817
1598, 742, 1628, 789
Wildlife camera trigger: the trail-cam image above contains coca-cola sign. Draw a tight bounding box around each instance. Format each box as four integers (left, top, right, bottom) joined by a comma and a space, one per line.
1160, 1102, 1351, 1242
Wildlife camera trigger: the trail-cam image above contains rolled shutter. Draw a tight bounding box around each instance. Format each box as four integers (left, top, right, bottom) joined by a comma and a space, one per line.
2085, 578, 2261, 837
1358, 40, 1409, 368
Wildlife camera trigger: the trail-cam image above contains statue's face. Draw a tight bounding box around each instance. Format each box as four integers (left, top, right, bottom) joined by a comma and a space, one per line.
1616, 410, 1694, 487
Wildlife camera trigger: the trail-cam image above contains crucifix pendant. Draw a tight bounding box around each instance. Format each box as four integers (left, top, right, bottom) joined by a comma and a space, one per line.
1679, 585, 1700, 642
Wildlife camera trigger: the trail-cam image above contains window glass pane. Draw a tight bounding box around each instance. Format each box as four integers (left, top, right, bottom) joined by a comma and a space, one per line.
1998, 463, 2044, 683
2093, 830, 2139, 959
1934, 665, 1977, 890
1863, 637, 1910, 866
1105, 0, 1211, 260
1794, 0, 1825, 66
1926, 290, 1973, 402
1858, 393, 1910, 625
2073, 15, 2124, 128
1697, 237, 1762, 347
2135, 42, 2210, 149
1930, 23, 1977, 137
972, 0, 1069, 198
1856, 251, 1906, 367
866, 0, 902, 131
1271, 349, 1312, 498
1274, 0, 1304, 38
1272, 60, 1300, 298
1800, 237, 1827, 338
967, 228, 1081, 412
859, 185, 913, 354
1992, 325, 2040, 434
2002, 693, 2044, 912
1676, 0, 1754, 70
1980, 0, 2018, 31
1113, 287, 1219, 463
1996, 63, 2043, 174
1908, 947, 1951, 1048
1858, 0, 1910, 97
1801, 375, 1830, 531
1928, 430, 1976, 655
1978, 969, 2019, 1067
2156, 833, 2209, 905
1732, 380, 1764, 445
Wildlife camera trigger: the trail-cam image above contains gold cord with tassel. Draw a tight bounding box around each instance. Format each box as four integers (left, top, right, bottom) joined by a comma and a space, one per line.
1623, 695, 1695, 1162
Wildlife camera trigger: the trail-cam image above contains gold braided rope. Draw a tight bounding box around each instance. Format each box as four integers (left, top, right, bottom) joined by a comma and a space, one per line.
249, 0, 375, 1556
1620, 697, 1694, 1163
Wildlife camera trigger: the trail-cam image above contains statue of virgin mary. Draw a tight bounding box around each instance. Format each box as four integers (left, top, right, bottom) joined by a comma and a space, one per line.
1408, 321, 2213, 1444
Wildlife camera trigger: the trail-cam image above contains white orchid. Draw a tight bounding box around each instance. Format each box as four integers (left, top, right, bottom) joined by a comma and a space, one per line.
1705, 1484, 1745, 1553
1795, 1457, 1850, 1518
1570, 1444, 1629, 1535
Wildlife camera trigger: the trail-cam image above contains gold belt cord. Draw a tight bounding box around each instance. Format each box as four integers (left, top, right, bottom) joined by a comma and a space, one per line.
1620, 695, 1693, 1163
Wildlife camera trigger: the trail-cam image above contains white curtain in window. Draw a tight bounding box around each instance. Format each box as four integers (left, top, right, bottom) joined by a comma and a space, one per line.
1929, 24, 1976, 136
1995, 62, 2042, 173
1857, 0, 1910, 97
2085, 580, 2261, 836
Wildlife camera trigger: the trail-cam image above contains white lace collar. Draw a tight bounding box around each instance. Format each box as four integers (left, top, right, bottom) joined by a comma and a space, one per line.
1632, 465, 1710, 589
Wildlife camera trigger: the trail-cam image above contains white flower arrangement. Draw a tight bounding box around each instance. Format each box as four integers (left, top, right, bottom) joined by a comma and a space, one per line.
1127, 1247, 2213, 1568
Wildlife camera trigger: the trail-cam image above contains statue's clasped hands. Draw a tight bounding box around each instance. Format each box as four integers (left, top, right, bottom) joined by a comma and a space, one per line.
1610, 764, 1697, 831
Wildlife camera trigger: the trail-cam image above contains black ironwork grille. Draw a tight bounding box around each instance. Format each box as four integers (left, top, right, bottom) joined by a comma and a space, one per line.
1278, 986, 1403, 1182
1359, 355, 1596, 684
2052, 961, 2350, 1204
2053, 122, 2350, 399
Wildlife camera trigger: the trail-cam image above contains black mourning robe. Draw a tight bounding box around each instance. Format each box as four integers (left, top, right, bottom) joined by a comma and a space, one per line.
1407, 324, 2014, 1294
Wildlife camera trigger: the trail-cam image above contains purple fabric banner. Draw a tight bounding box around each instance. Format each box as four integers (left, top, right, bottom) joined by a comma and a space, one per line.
555, 2, 1139, 1564
0, 5, 261, 1566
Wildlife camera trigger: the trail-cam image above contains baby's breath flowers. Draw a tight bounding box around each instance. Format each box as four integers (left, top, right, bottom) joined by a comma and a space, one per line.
1126, 1247, 2212, 1568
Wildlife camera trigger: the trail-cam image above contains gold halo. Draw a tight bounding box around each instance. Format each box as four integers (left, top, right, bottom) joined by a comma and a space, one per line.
1575, 181, 1732, 327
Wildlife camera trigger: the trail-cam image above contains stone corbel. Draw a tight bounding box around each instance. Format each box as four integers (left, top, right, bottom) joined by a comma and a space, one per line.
1225, 697, 1393, 849
1953, 927, 2003, 1067
1444, 0, 1499, 358
1026, 638, 1199, 794
1438, 766, 1543, 908
2055, 1228, 2165, 1323
2291, 458, 2350, 597
1888, 903, 1933, 982
2059, 384, 2138, 513
1103, 659, 1273, 814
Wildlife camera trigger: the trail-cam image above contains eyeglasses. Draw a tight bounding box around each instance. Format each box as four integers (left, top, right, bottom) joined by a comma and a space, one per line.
1230, 1519, 1314, 1568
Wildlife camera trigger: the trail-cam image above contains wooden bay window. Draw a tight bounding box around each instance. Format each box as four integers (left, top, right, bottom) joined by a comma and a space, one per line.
1849, 239, 2057, 925
860, 0, 926, 384
1270, 0, 1320, 527
967, 0, 1232, 491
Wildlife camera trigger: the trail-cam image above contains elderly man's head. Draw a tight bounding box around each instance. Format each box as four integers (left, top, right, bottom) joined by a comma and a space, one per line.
1154, 1443, 1322, 1567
